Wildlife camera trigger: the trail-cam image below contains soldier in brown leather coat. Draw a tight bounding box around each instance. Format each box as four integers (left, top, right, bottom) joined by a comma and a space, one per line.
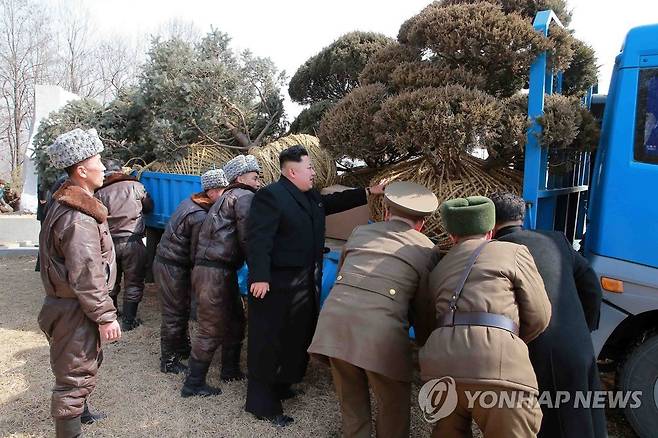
154, 168, 228, 374
95, 159, 153, 330
38, 128, 122, 437
416, 196, 551, 438
308, 182, 440, 438
181, 155, 262, 397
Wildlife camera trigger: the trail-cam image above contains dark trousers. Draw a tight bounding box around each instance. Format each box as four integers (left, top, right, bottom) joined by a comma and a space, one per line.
38, 297, 102, 419
245, 378, 293, 417
154, 260, 192, 358
190, 264, 245, 363
111, 238, 147, 304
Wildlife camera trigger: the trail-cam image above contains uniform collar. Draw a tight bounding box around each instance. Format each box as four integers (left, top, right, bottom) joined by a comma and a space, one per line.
495, 225, 523, 239
388, 216, 415, 229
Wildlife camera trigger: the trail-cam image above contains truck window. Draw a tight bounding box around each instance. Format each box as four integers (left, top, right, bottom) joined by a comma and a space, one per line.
634, 68, 658, 164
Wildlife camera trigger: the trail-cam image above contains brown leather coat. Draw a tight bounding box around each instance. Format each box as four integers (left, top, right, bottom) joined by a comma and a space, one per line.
39, 181, 117, 324
37, 180, 117, 419
156, 192, 214, 267
417, 238, 551, 393
195, 184, 256, 267
95, 172, 152, 239
156, 192, 215, 359
190, 185, 255, 363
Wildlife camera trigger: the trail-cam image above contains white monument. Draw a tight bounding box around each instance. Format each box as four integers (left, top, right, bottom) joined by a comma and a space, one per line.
20, 85, 80, 213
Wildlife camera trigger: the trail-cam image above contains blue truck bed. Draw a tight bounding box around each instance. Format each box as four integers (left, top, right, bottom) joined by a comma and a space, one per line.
139, 171, 202, 229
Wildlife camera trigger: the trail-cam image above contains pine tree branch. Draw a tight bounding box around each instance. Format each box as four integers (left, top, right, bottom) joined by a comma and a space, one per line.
252, 110, 279, 147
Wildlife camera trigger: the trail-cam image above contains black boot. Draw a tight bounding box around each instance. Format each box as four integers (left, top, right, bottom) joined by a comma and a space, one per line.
160, 344, 187, 374
276, 385, 303, 400
55, 416, 82, 437
81, 401, 106, 424
121, 301, 141, 331
111, 296, 121, 317
181, 358, 222, 397
220, 343, 246, 382
256, 414, 294, 427
175, 336, 191, 361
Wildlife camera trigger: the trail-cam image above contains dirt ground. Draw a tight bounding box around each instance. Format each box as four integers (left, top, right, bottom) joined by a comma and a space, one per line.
0, 256, 638, 437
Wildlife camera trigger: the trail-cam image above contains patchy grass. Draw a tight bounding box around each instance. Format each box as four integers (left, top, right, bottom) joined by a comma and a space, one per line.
0, 257, 431, 437
0, 256, 636, 437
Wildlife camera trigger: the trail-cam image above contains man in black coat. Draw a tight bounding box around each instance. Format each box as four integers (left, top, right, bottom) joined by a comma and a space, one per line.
246, 145, 384, 426
491, 192, 607, 438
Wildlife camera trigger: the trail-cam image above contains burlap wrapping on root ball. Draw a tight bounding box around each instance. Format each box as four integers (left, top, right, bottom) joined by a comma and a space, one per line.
249, 134, 338, 188
155, 143, 237, 175
368, 155, 522, 249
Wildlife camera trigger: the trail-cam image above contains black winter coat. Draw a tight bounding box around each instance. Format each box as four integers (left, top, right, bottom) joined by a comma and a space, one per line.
246, 176, 367, 383
495, 226, 606, 438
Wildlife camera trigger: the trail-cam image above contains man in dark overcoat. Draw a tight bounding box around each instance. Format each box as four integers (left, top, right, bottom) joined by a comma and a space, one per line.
491, 192, 607, 438
245, 145, 384, 426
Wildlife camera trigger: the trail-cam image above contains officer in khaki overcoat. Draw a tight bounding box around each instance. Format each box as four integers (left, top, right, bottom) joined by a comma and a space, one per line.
308, 181, 440, 438
415, 196, 551, 438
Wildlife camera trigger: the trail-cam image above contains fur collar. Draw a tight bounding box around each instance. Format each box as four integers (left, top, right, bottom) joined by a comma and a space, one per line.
100, 172, 138, 188
53, 181, 108, 223
191, 192, 214, 211
224, 182, 257, 193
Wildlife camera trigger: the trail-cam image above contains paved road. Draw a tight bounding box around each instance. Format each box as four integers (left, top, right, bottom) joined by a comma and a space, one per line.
0, 214, 40, 246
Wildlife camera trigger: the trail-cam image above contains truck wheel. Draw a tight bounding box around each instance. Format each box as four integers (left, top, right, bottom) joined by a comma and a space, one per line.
619, 332, 658, 437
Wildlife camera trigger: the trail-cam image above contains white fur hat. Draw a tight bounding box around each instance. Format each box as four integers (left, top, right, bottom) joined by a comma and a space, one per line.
47, 128, 105, 169
223, 154, 261, 183
201, 168, 229, 190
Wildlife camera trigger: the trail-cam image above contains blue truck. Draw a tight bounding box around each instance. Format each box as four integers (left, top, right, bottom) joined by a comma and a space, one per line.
140, 10, 658, 435
523, 11, 658, 436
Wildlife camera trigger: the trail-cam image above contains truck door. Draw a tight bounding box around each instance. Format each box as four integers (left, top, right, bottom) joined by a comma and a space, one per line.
587, 66, 658, 269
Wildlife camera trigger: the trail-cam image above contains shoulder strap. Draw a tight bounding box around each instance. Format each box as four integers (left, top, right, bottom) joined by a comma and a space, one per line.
448, 240, 490, 311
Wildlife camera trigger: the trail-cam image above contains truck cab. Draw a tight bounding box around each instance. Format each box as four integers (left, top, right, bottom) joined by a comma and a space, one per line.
525, 12, 658, 436
586, 23, 658, 436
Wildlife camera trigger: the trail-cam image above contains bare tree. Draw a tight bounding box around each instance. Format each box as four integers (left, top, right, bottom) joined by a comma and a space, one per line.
52, 1, 103, 98
0, 0, 145, 186
94, 35, 142, 103
155, 18, 203, 43
51, 1, 145, 103
0, 0, 53, 187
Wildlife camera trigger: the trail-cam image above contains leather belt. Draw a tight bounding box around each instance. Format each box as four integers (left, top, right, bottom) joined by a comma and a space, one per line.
113, 233, 144, 243
437, 311, 519, 335
155, 255, 191, 269
45, 295, 77, 302
195, 258, 240, 270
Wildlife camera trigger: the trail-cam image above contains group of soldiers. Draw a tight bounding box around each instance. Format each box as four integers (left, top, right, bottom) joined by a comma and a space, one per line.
37, 127, 606, 438
310, 191, 606, 438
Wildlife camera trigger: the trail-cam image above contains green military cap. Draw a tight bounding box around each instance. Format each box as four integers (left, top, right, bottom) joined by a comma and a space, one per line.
384, 181, 439, 217
440, 196, 495, 236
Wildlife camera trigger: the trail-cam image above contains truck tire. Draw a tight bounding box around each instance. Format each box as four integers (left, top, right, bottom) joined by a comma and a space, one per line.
619, 332, 658, 438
